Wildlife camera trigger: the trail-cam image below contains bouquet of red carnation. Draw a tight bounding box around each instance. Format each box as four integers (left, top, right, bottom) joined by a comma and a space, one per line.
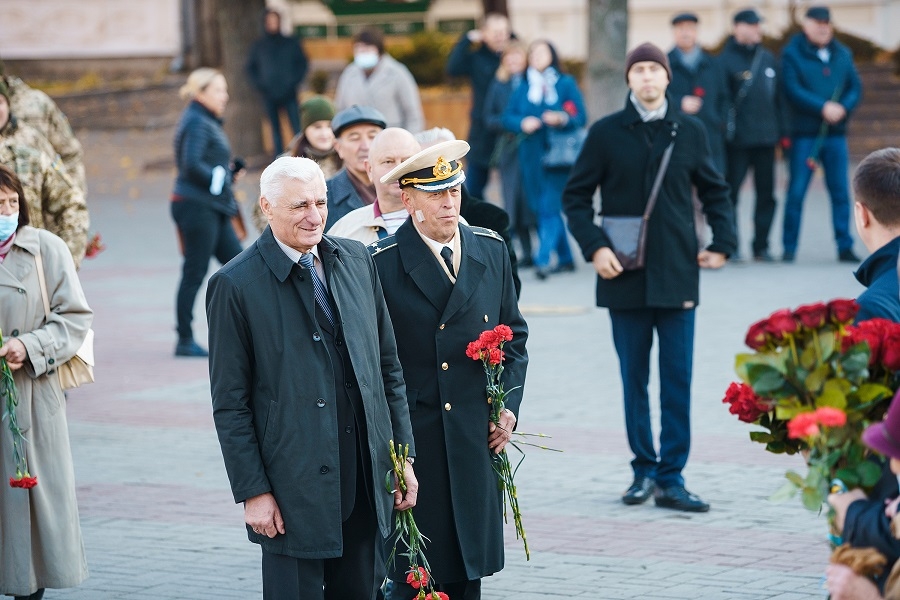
723, 299, 898, 514
1, 327, 37, 489
84, 232, 106, 259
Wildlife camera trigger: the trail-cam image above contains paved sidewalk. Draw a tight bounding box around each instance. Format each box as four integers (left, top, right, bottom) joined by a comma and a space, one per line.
47, 128, 866, 599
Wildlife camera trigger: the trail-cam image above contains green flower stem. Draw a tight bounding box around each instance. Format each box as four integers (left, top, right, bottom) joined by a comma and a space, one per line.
1, 328, 31, 481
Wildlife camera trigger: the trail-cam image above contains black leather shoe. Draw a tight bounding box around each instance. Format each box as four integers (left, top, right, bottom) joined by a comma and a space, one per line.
654, 485, 710, 512
175, 340, 209, 357
838, 248, 861, 263
534, 268, 550, 281
550, 262, 576, 274
622, 476, 655, 505
782, 252, 795, 263
753, 251, 775, 263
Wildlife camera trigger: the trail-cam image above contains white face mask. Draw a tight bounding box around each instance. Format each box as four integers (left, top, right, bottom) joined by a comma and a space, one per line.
0, 212, 19, 240
354, 51, 379, 70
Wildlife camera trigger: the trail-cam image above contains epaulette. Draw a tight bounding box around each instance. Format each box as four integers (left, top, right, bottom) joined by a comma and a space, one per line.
470, 226, 504, 242
367, 235, 398, 257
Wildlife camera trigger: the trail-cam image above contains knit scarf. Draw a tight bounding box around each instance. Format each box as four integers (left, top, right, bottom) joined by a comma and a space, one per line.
526, 66, 559, 106
0, 232, 16, 264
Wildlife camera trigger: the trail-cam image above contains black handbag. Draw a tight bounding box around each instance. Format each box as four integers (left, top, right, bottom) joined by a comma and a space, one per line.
600, 133, 676, 271
542, 127, 587, 169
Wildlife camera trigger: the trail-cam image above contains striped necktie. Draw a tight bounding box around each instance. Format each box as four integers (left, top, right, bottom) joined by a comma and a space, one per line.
298, 252, 334, 326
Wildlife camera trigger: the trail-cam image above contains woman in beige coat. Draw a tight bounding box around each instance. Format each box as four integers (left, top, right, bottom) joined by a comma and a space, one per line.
0, 165, 92, 599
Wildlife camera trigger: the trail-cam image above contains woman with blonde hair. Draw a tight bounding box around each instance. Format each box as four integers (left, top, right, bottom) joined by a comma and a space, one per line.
170, 68, 243, 357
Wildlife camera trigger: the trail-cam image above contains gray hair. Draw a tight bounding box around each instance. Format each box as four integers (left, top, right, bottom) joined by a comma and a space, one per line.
414, 127, 456, 149
260, 156, 326, 206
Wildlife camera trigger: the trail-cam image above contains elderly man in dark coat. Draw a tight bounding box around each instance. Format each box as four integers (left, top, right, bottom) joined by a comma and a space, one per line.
563, 43, 736, 513
368, 140, 527, 599
206, 156, 417, 600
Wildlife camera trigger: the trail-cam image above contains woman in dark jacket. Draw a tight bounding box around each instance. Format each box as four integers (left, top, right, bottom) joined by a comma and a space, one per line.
485, 41, 534, 266
502, 40, 586, 279
170, 68, 242, 357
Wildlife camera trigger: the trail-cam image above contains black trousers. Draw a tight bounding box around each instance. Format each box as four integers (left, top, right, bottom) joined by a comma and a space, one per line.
726, 145, 777, 256
171, 201, 242, 340
261, 476, 381, 600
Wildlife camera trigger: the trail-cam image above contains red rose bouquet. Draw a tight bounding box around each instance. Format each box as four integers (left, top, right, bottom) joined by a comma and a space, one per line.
723, 300, 897, 513
1, 328, 37, 489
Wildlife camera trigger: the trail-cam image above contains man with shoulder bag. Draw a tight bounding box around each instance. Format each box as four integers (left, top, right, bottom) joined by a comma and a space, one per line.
562, 42, 736, 513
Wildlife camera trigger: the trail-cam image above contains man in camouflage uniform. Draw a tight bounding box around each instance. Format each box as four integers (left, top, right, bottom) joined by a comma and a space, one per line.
0, 63, 86, 195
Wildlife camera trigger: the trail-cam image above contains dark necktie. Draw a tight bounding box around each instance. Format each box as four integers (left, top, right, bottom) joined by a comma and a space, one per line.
439, 246, 455, 278
298, 252, 334, 326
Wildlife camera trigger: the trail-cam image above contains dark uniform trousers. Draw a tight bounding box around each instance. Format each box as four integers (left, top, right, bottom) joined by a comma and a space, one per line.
726, 145, 777, 256
262, 298, 382, 600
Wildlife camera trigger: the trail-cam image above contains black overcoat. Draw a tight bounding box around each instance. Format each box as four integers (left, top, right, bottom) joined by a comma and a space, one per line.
206, 229, 414, 559
562, 96, 737, 310
369, 221, 528, 582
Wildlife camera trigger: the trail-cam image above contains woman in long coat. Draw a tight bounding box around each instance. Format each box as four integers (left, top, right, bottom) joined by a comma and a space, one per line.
502, 39, 586, 280
0, 165, 93, 599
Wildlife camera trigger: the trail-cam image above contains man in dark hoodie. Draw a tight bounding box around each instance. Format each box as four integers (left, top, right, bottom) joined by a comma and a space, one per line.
780, 5, 862, 263
718, 8, 789, 262
246, 9, 309, 157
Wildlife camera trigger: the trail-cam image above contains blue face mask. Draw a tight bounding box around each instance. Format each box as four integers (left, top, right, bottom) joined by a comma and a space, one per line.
353, 51, 379, 70
0, 212, 19, 241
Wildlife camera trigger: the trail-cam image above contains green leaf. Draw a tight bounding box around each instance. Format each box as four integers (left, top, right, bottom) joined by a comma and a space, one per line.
804, 364, 831, 395
856, 383, 893, 405
785, 470, 805, 487
801, 486, 825, 511
834, 467, 860, 487
800, 342, 818, 371
747, 363, 788, 394
818, 329, 837, 360
842, 345, 871, 375
769, 480, 799, 503
775, 401, 806, 420
749, 431, 774, 443
817, 379, 849, 409
858, 460, 883, 488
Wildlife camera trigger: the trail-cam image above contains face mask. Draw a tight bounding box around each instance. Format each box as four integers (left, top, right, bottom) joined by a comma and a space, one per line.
354, 51, 379, 70
0, 212, 18, 240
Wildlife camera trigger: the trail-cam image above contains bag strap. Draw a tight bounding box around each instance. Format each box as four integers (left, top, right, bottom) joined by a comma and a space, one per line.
734, 47, 764, 110
33, 246, 52, 322
642, 129, 677, 221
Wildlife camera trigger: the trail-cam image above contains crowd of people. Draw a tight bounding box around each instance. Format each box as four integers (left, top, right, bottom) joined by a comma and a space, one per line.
1, 2, 897, 599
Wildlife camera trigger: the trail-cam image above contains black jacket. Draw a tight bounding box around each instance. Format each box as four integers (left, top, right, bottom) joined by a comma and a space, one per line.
207, 230, 414, 559
172, 100, 237, 216
325, 169, 367, 231
718, 37, 789, 148
855, 236, 900, 322
246, 33, 308, 103
446, 34, 503, 166
369, 221, 527, 582
668, 48, 728, 168
563, 96, 736, 309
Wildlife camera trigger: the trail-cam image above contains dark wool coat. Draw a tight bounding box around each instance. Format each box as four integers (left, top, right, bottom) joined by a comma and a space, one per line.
854, 236, 900, 322
780, 32, 862, 137
325, 169, 366, 231
245, 32, 308, 103
562, 96, 737, 310
206, 229, 414, 559
369, 220, 528, 582
172, 100, 237, 216
718, 37, 789, 148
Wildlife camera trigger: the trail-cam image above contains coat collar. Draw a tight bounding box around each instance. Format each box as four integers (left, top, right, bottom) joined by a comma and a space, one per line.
855, 236, 900, 288
257, 226, 343, 282
620, 92, 680, 128
0, 226, 38, 289
395, 220, 487, 320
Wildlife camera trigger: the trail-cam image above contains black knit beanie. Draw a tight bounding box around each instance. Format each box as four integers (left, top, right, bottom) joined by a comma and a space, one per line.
625, 42, 672, 81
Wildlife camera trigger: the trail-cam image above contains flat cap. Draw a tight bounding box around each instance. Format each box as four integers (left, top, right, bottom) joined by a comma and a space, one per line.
331, 105, 386, 137
733, 9, 762, 24
805, 6, 831, 22
671, 12, 699, 25
381, 140, 469, 192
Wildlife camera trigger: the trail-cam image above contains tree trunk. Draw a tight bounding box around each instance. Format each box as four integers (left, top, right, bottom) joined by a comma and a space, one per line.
216, 0, 266, 160
481, 0, 508, 16
585, 0, 628, 122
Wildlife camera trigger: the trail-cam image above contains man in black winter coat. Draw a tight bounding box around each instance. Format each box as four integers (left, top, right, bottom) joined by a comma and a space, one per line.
719, 9, 789, 262
563, 43, 736, 513
246, 9, 309, 157
667, 12, 728, 175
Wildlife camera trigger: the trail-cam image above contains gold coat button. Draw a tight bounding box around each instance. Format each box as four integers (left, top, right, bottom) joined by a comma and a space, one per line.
444, 403, 452, 411
439, 323, 445, 330
483, 315, 489, 322
441, 362, 449, 370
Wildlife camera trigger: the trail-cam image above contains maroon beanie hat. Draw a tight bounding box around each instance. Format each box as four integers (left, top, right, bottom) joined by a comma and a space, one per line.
625, 42, 672, 81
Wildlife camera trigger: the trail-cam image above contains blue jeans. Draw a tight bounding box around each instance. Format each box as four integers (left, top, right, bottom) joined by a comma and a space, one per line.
519, 138, 573, 269
782, 135, 853, 255
609, 308, 695, 488
265, 96, 301, 157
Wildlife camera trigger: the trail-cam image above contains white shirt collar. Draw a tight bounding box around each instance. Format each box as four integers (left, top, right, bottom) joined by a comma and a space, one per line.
273, 234, 320, 265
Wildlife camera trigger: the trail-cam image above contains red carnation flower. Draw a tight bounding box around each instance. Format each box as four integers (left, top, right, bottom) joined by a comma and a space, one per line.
9, 475, 38, 489
765, 309, 800, 340
745, 319, 771, 350
794, 302, 828, 330
406, 566, 428, 589
493, 324, 514, 342
787, 412, 820, 439
828, 299, 859, 325
815, 407, 847, 428
488, 348, 504, 366
562, 100, 578, 117
428, 593, 449, 600
693, 86, 705, 98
